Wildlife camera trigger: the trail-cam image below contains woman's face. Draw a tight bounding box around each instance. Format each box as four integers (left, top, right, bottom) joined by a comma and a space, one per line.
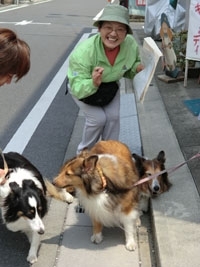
0, 74, 13, 86
99, 21, 127, 50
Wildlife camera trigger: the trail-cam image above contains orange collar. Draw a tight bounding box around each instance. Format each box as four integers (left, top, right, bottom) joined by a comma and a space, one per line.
96, 165, 107, 189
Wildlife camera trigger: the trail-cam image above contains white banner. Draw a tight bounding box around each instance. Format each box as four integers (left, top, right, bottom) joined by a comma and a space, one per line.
186, 0, 200, 60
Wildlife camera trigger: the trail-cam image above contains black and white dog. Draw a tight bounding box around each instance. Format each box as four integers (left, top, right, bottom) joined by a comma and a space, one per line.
0, 151, 73, 264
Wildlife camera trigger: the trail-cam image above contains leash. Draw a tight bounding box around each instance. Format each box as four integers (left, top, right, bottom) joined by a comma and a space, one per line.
0, 149, 9, 185
133, 152, 200, 187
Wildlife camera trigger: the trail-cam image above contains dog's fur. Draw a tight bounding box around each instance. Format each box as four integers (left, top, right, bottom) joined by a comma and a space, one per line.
53, 140, 140, 251
0, 151, 73, 264
132, 151, 172, 212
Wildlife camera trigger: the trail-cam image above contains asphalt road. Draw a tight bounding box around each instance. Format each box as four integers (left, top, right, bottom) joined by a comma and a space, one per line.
0, 0, 107, 266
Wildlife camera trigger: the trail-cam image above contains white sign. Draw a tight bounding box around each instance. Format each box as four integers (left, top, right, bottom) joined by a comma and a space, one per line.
133, 37, 162, 102
186, 0, 200, 60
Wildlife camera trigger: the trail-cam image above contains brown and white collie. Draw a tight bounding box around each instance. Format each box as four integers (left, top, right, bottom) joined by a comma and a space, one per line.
132, 151, 172, 212
53, 140, 140, 251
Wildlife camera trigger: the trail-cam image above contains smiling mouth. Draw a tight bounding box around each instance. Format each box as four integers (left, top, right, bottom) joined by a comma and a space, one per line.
107, 37, 118, 42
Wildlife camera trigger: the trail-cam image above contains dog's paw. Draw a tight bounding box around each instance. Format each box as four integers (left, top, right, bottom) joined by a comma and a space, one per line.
91, 232, 103, 244
27, 253, 37, 264
125, 240, 137, 251
64, 191, 74, 203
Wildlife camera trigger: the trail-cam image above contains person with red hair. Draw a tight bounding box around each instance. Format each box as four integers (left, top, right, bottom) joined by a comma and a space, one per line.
0, 28, 30, 87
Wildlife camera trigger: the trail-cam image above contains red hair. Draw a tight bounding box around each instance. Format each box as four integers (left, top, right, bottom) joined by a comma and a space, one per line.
0, 28, 30, 81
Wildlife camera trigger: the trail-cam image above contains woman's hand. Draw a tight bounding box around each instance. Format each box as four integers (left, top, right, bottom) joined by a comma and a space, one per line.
92, 67, 104, 87
136, 64, 144, 73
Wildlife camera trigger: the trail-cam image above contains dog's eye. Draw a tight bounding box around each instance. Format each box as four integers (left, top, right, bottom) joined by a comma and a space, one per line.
27, 209, 35, 217
26, 208, 36, 219
38, 206, 42, 211
146, 172, 152, 177
65, 172, 74, 177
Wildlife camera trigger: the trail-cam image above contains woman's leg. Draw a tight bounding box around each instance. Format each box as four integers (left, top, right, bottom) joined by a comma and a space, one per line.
72, 96, 106, 154
102, 89, 120, 140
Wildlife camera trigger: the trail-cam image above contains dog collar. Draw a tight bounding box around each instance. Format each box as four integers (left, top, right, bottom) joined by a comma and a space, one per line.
96, 165, 107, 189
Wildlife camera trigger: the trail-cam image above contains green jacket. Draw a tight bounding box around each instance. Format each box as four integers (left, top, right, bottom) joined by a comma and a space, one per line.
68, 33, 141, 99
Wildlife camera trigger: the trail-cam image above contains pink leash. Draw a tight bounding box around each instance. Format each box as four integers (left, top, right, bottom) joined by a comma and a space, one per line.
133, 152, 200, 186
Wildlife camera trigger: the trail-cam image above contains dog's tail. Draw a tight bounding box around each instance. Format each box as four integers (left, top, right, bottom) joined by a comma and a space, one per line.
44, 179, 74, 204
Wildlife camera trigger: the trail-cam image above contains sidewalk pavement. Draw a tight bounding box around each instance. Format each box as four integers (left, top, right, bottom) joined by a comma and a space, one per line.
33, 24, 200, 267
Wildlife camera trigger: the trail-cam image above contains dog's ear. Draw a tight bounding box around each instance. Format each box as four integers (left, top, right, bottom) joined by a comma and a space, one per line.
82, 155, 100, 194
22, 179, 46, 196
9, 182, 21, 196
22, 179, 36, 189
157, 151, 165, 164
83, 155, 98, 172
132, 153, 145, 162
132, 153, 145, 177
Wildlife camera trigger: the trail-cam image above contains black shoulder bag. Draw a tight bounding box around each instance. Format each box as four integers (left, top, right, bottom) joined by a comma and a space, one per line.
79, 81, 119, 107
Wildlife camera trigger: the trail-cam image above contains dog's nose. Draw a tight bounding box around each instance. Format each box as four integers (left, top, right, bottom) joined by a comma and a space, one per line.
38, 228, 45, 235
153, 185, 160, 192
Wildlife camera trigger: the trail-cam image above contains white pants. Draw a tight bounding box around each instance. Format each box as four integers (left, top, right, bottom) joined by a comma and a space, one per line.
72, 89, 120, 154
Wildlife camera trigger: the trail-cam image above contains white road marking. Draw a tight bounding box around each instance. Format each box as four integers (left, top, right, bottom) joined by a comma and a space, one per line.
0, 0, 52, 13
3, 33, 91, 154
0, 20, 51, 25
15, 20, 33, 25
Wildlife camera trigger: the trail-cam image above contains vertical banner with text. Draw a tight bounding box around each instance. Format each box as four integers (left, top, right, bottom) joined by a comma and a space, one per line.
186, 0, 200, 60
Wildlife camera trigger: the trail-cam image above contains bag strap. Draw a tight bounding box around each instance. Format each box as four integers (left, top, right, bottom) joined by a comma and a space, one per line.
65, 76, 69, 95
